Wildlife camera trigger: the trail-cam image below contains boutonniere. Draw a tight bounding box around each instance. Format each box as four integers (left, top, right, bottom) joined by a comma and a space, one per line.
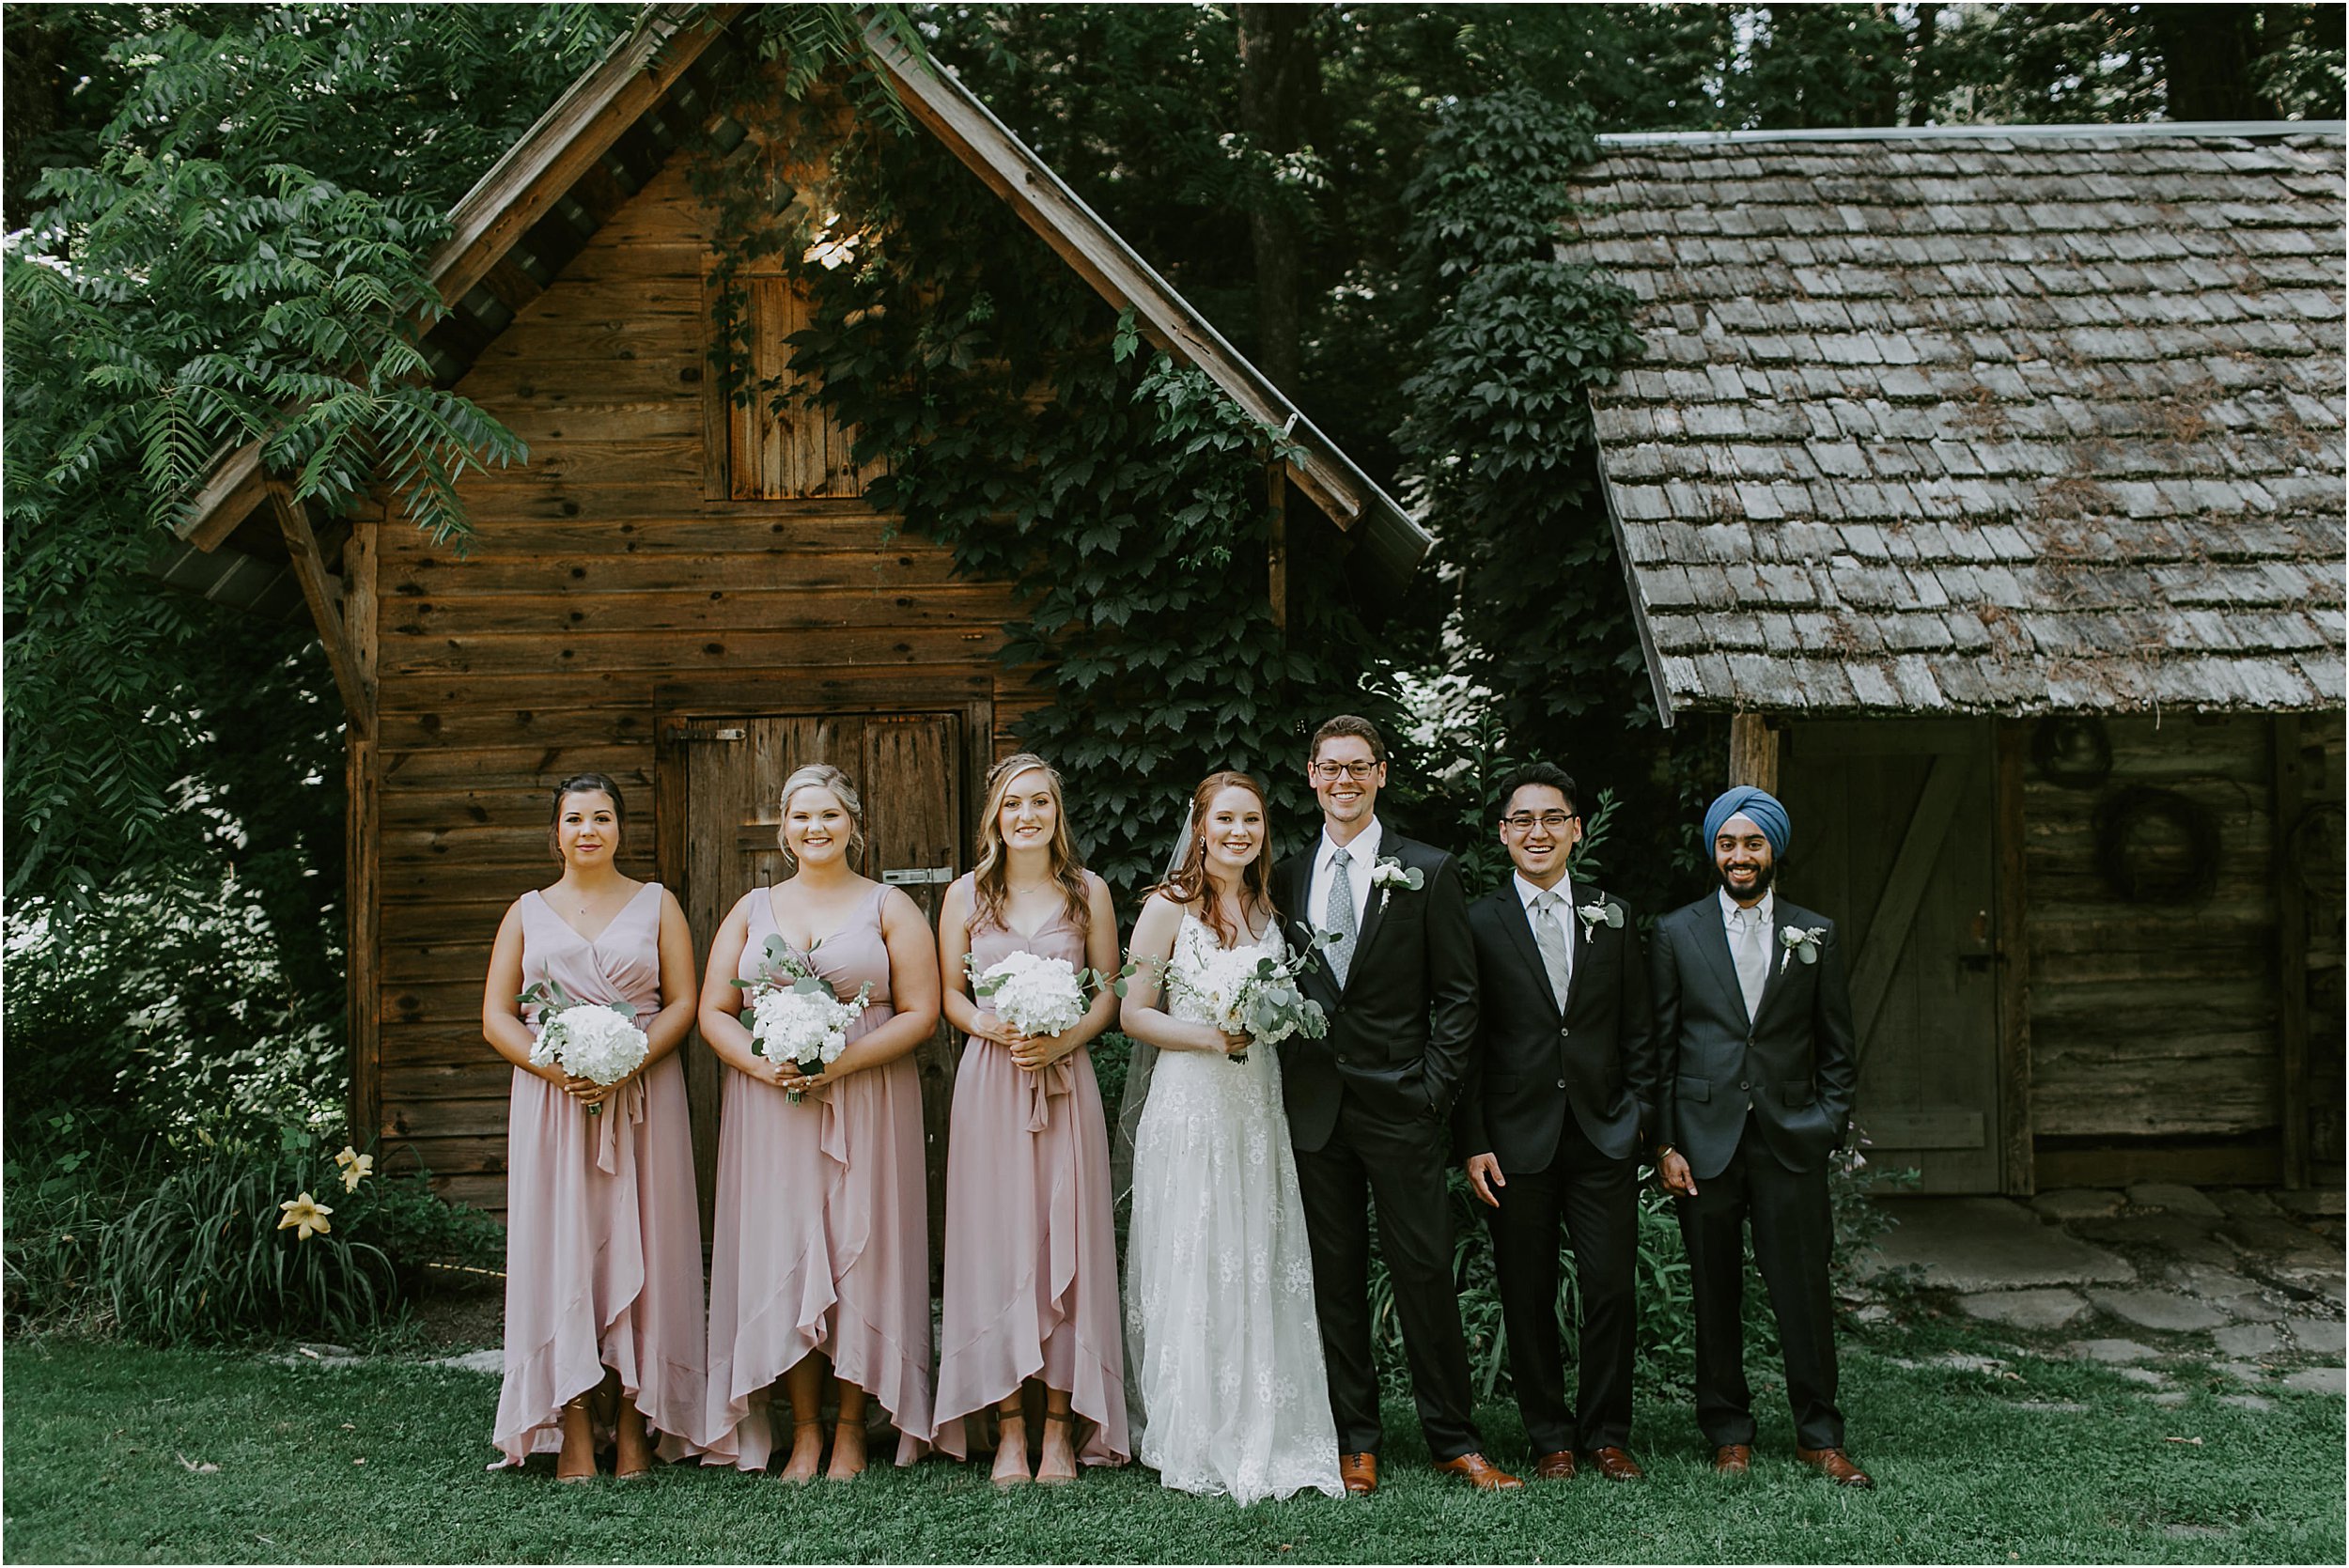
1369, 855, 1423, 911
1779, 925, 1828, 972
1575, 899, 1625, 939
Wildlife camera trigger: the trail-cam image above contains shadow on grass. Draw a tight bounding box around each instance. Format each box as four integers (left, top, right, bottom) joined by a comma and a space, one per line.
1, 1328, 2341, 1564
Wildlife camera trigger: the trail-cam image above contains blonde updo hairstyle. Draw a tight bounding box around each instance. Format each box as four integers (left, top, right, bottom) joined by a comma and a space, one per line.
776, 762, 868, 871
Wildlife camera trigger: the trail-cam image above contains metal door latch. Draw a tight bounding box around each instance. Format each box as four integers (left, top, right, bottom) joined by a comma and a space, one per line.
882, 865, 955, 886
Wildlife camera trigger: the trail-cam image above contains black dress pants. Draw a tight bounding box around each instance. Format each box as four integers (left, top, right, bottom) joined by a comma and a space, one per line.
1485, 1115, 1640, 1453
1674, 1118, 1844, 1451
1294, 1094, 1481, 1461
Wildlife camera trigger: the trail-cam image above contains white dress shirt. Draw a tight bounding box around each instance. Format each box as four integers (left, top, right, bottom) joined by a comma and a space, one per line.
1515, 872, 1576, 1000
1719, 886, 1777, 1020
1717, 885, 1777, 936
1308, 817, 1383, 935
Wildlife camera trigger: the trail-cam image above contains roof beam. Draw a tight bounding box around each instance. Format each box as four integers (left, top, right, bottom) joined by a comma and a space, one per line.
177, 8, 736, 550
268, 481, 369, 732
427, 6, 737, 312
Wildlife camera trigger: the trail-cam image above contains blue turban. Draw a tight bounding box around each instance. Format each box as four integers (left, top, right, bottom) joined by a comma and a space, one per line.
1704, 786, 1791, 859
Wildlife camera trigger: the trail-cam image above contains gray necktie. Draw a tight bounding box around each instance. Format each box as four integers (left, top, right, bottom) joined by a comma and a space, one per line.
1532, 891, 1572, 1012
1325, 848, 1358, 986
1734, 907, 1768, 1021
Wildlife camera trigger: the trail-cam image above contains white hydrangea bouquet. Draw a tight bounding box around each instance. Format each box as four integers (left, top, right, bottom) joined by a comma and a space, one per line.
518, 978, 648, 1114
1165, 932, 1336, 1065
965, 950, 1112, 1039
735, 937, 873, 1103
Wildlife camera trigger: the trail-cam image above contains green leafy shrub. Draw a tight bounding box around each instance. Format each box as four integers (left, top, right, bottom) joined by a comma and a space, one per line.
95, 1128, 499, 1345
1, 1111, 155, 1334
3, 882, 343, 1152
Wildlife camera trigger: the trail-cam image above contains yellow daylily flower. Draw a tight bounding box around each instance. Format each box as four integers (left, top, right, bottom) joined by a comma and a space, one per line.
277, 1192, 334, 1240
334, 1146, 374, 1192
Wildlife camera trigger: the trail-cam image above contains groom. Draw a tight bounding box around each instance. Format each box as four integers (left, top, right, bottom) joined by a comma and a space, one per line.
1278, 715, 1521, 1494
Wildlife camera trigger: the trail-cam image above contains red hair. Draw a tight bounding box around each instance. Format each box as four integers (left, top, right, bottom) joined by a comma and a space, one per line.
1154, 770, 1275, 949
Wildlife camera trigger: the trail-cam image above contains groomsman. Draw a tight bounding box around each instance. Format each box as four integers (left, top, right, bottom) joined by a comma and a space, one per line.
1280, 715, 1521, 1494
1652, 786, 1872, 1487
1455, 764, 1658, 1483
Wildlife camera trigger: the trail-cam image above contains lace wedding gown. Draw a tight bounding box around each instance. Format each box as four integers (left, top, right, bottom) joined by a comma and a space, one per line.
1123, 914, 1344, 1503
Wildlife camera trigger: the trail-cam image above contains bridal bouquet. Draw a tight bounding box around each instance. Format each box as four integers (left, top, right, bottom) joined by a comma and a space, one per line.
965, 950, 1109, 1038
1167, 943, 1331, 1065
519, 978, 648, 1114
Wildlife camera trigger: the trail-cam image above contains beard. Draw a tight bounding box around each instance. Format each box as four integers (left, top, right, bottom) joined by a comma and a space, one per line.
1716, 858, 1776, 901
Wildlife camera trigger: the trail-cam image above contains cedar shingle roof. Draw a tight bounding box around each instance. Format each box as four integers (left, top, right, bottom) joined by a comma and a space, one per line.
1570, 125, 2347, 720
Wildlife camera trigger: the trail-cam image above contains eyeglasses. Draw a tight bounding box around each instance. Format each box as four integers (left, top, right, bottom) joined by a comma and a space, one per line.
1501, 812, 1579, 832
1311, 760, 1381, 783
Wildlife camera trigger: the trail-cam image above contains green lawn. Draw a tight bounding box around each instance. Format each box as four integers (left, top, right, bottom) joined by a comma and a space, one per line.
2, 1333, 2340, 1563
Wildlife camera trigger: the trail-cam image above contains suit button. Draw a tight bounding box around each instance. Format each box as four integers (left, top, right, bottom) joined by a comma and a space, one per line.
1559, 1026, 1571, 1038
1556, 1079, 1567, 1091
1738, 1080, 1750, 1092
1337, 1055, 1348, 1065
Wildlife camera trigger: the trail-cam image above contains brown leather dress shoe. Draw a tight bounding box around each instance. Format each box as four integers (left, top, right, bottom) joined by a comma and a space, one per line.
1797, 1447, 1875, 1489
1339, 1452, 1378, 1496
1713, 1443, 1753, 1474
1586, 1446, 1644, 1482
1533, 1450, 1576, 1481
1433, 1452, 1525, 1490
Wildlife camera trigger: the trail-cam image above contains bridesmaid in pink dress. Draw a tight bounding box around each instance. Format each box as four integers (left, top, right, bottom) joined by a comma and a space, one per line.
699, 762, 941, 1482
933, 753, 1129, 1485
480, 773, 706, 1479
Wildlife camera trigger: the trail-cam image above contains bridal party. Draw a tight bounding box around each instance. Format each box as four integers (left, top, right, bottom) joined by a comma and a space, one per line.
481, 715, 1872, 1499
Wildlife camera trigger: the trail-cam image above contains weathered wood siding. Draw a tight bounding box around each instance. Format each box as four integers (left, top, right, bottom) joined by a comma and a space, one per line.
372, 161, 1037, 1211
2298, 714, 2345, 1180
2025, 715, 2284, 1150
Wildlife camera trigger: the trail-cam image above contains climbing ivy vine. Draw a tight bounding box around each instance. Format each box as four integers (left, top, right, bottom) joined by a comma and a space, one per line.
688, 56, 1406, 896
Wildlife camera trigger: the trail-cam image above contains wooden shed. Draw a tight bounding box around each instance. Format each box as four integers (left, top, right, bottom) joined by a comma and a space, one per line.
1570, 122, 2346, 1195
161, 10, 1427, 1216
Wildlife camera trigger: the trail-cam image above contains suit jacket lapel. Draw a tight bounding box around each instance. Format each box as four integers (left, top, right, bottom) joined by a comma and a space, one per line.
1338, 822, 1392, 994
1559, 876, 1591, 1018
1500, 881, 1562, 1021
1752, 903, 1797, 1026
1284, 853, 1338, 1008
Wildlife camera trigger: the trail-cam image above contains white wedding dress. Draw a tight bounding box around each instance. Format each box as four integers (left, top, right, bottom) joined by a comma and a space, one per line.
1123, 914, 1344, 1503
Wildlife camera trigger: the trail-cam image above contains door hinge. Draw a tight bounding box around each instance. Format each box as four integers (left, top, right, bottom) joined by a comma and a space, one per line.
671, 724, 747, 744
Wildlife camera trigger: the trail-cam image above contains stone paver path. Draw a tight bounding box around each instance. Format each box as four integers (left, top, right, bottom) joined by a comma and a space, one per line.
1872, 1185, 2345, 1398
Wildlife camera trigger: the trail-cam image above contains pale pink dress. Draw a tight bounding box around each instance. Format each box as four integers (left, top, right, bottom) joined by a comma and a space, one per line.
932, 895, 1130, 1466
492, 881, 706, 1467
704, 882, 934, 1468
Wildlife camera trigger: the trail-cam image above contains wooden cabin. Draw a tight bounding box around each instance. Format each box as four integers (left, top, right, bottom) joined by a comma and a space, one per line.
161, 11, 1427, 1217
1571, 122, 2346, 1194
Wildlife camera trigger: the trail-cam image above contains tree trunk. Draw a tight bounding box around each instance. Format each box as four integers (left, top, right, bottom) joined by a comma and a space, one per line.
2153, 5, 2275, 120
1237, 3, 1316, 390
1906, 3, 1939, 127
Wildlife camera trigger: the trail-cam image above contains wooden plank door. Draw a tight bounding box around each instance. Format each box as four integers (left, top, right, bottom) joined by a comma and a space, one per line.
661, 711, 966, 1242
1781, 719, 2002, 1193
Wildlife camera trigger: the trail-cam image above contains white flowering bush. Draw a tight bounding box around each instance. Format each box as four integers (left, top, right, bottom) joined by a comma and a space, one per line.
966, 950, 1094, 1038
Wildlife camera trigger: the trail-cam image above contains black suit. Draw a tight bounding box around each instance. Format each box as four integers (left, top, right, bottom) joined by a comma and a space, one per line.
1278, 822, 1482, 1461
1650, 892, 1859, 1452
1453, 876, 1657, 1455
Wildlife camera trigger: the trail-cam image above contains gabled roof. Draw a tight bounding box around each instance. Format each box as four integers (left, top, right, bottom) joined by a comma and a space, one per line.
163, 7, 1427, 601
1570, 121, 2347, 722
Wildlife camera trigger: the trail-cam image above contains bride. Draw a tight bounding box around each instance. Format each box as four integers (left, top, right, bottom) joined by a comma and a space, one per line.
1115, 770, 1344, 1503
